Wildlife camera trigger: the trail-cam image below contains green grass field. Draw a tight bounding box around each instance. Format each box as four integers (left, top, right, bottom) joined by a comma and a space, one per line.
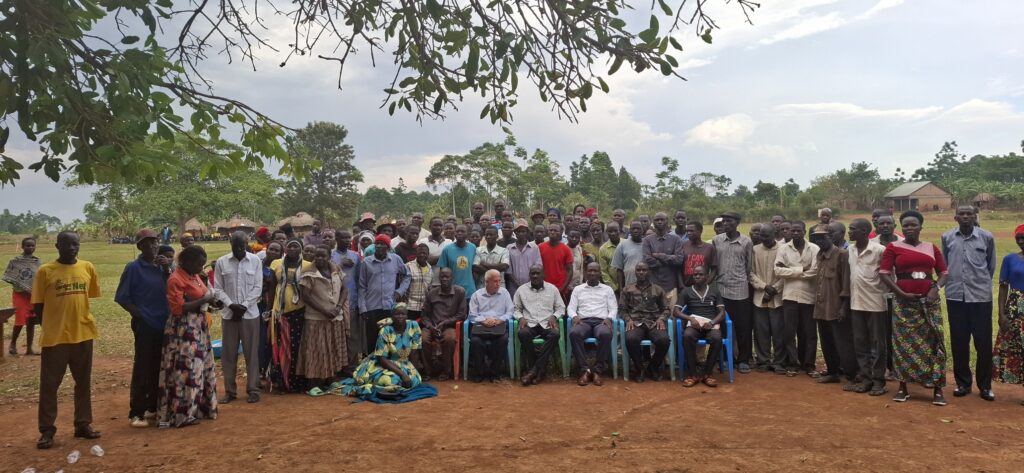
1, 210, 1022, 393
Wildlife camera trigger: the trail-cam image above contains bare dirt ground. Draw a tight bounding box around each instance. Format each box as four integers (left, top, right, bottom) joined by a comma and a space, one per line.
3, 355, 1024, 473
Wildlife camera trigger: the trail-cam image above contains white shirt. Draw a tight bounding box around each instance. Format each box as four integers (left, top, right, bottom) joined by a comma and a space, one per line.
773, 241, 820, 305
513, 281, 565, 329
567, 282, 618, 320
848, 241, 888, 312
213, 252, 263, 319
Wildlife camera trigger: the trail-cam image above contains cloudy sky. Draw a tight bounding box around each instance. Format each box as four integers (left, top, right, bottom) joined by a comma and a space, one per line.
3, 0, 1023, 222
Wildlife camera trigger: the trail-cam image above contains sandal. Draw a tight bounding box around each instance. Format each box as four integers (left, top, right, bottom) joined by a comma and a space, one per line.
681, 377, 699, 388
306, 387, 326, 397
702, 376, 718, 388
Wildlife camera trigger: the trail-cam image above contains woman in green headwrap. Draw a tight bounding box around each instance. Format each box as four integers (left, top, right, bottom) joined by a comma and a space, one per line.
337, 303, 422, 397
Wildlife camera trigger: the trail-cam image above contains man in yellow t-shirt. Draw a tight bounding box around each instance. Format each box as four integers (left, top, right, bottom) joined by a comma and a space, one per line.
31, 231, 102, 449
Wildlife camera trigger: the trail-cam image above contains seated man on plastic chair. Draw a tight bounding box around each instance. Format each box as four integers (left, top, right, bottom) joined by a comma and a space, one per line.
513, 264, 565, 386
620, 262, 670, 382
468, 269, 514, 383
675, 265, 725, 388
568, 262, 618, 386
421, 268, 467, 381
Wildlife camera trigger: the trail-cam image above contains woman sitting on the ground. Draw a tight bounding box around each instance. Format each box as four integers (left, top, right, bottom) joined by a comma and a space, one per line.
338, 303, 422, 398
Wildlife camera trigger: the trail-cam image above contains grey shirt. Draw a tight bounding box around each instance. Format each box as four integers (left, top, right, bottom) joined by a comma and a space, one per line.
642, 232, 684, 293
941, 226, 996, 303
610, 238, 645, 286
713, 232, 753, 300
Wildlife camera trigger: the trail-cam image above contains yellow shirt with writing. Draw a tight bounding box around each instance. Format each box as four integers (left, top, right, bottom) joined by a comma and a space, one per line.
30, 260, 101, 347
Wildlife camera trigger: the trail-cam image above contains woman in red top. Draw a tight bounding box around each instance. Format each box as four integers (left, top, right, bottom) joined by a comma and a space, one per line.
880, 210, 949, 406
157, 246, 221, 427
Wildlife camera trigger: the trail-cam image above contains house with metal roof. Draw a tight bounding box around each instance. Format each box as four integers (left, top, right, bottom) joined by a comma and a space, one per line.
883, 181, 952, 212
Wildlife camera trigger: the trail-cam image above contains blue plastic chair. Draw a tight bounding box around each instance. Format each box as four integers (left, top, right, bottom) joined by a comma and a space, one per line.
512, 318, 568, 379
462, 319, 515, 380
565, 317, 619, 379
617, 319, 677, 381
674, 306, 734, 383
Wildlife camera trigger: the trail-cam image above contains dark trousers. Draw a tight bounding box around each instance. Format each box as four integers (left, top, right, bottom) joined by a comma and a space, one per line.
129, 318, 163, 418
851, 310, 887, 386
753, 306, 785, 369
683, 326, 722, 377
947, 300, 994, 391
470, 332, 509, 378
782, 301, 817, 370
362, 309, 392, 354
422, 327, 457, 378
817, 317, 857, 381
723, 298, 753, 365
39, 340, 93, 435
624, 324, 669, 374
518, 324, 560, 377
569, 318, 613, 374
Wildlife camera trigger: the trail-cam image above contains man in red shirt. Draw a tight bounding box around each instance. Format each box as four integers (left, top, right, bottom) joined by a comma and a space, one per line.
539, 224, 574, 302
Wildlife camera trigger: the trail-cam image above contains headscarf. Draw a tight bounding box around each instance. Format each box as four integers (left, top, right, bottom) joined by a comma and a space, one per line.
374, 233, 392, 248
585, 207, 597, 218
354, 230, 375, 252
255, 227, 270, 239
1015, 223, 1024, 236
547, 208, 561, 218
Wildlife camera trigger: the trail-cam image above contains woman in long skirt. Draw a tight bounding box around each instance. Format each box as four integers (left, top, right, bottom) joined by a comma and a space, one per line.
879, 210, 949, 406
270, 239, 314, 392
298, 245, 349, 395
157, 245, 219, 427
994, 224, 1024, 399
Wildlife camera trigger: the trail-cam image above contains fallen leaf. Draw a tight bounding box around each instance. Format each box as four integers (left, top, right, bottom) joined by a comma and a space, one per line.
519, 436, 526, 442
940, 419, 954, 423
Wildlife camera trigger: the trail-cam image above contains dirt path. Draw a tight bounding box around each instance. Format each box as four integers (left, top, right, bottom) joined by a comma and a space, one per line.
3, 356, 1024, 472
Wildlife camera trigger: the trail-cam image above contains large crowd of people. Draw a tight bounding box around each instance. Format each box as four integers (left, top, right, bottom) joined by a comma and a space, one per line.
6, 202, 1024, 450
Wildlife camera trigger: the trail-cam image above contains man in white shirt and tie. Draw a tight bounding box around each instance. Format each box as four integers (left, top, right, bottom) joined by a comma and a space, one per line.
213, 232, 264, 403
568, 262, 618, 386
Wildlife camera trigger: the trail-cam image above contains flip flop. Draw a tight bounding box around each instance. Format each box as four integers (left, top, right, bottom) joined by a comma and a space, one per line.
306, 387, 326, 397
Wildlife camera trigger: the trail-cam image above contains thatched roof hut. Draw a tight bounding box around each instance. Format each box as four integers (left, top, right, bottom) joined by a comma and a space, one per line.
183, 218, 205, 237
224, 216, 259, 232
278, 212, 316, 234
972, 192, 997, 209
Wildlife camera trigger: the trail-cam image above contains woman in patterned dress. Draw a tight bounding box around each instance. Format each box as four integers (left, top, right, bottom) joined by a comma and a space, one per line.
157, 245, 219, 427
338, 303, 422, 398
297, 245, 349, 394
879, 210, 949, 406
270, 239, 314, 393
994, 223, 1024, 401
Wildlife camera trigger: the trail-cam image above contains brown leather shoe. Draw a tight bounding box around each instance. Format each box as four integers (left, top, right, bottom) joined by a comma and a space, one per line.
577, 371, 590, 386
592, 372, 604, 386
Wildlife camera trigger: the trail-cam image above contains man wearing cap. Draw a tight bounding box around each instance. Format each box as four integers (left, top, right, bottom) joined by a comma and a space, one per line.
810, 224, 857, 387
712, 211, 755, 374
507, 219, 541, 296
358, 212, 376, 232
531, 210, 547, 227
115, 229, 171, 427
358, 233, 411, 350
212, 231, 264, 404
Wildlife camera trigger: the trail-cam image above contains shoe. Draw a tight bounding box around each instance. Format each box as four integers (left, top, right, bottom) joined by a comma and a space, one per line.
634, 369, 645, 383
592, 372, 604, 386
842, 382, 860, 392
37, 432, 54, 449
807, 370, 822, 379
681, 377, 699, 388
953, 386, 971, 397
854, 381, 873, 394
143, 410, 157, 420
817, 374, 841, 384
577, 372, 590, 386
932, 392, 948, 406
893, 390, 910, 402
7, 345, 15, 355
737, 363, 751, 374
520, 371, 536, 386
702, 376, 718, 388
73, 426, 102, 439
980, 389, 995, 401
647, 369, 664, 382
219, 394, 236, 404
247, 393, 260, 403
129, 416, 149, 428
785, 369, 798, 377
868, 385, 888, 396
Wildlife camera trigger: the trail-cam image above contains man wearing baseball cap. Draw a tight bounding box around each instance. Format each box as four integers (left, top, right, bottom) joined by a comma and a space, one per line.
358, 212, 376, 232
115, 229, 171, 428
507, 219, 541, 296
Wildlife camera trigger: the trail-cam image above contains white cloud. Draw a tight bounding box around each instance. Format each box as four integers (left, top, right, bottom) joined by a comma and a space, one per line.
760, 12, 845, 45
856, 0, 905, 20
748, 143, 794, 159
775, 102, 944, 119
685, 114, 757, 149
677, 58, 715, 70
938, 99, 1024, 124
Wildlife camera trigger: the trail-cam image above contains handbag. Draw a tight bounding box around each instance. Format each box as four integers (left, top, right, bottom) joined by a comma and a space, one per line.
471, 321, 506, 336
